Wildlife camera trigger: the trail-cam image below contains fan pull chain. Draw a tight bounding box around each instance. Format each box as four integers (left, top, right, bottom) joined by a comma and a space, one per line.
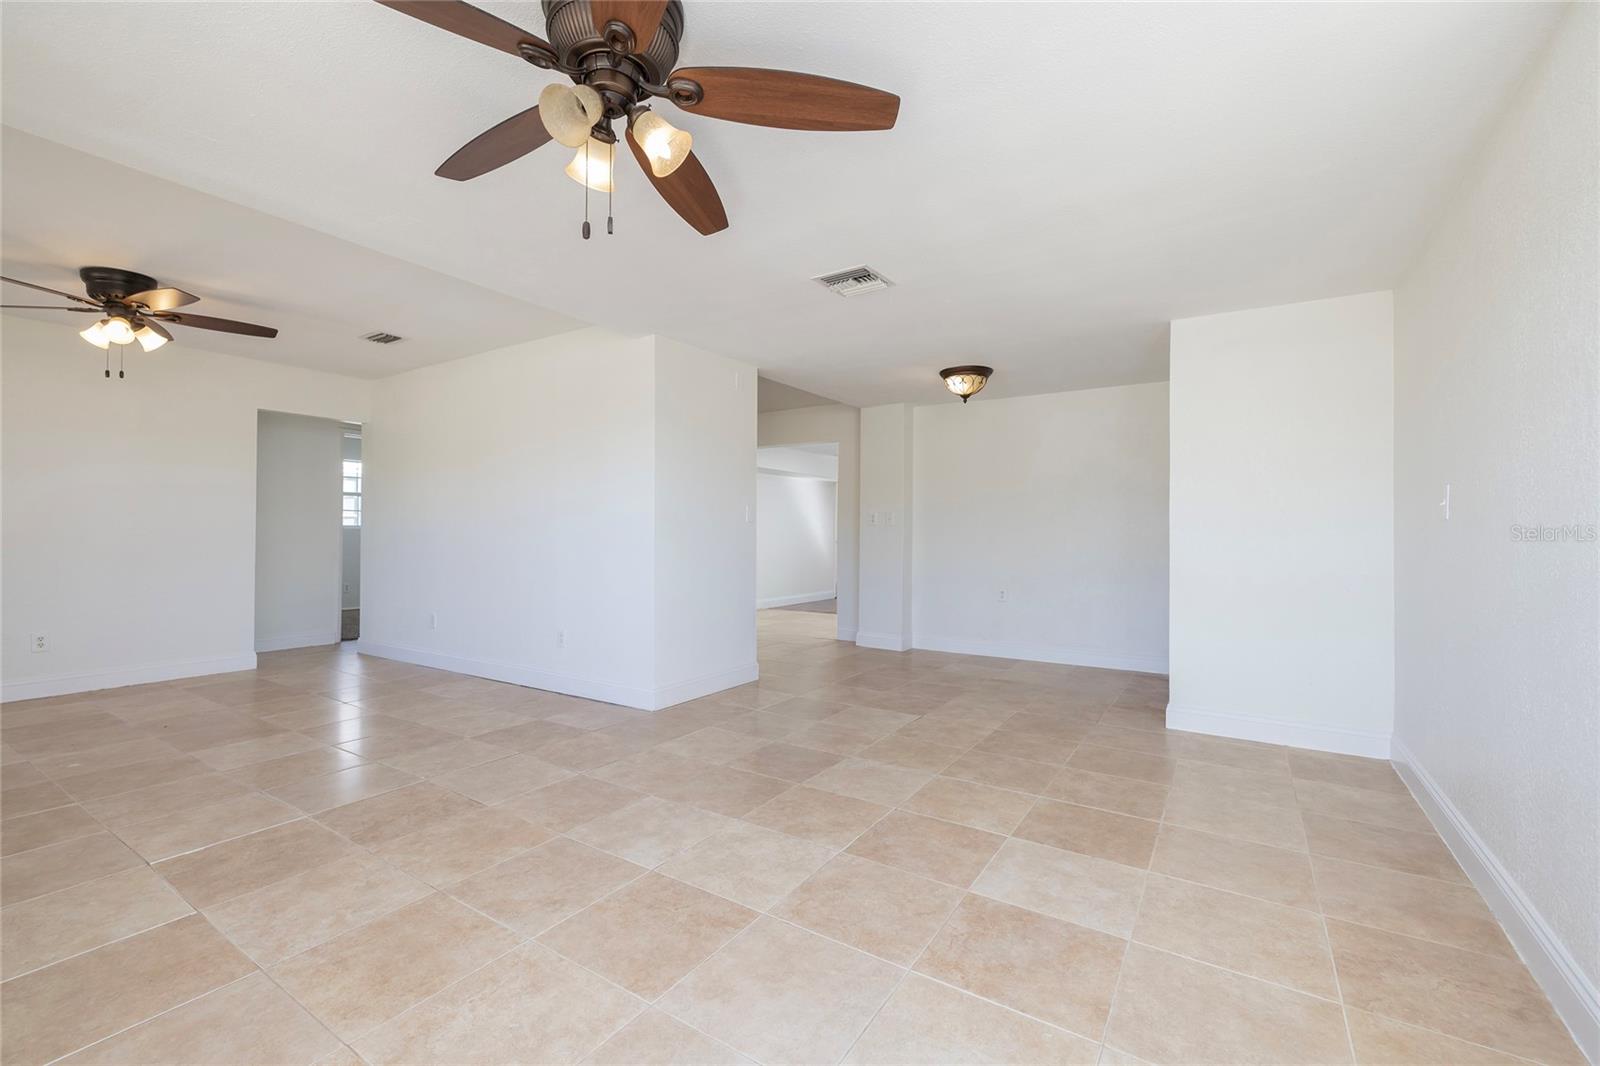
104, 346, 110, 379
118, 343, 125, 379
581, 139, 592, 240
607, 141, 614, 236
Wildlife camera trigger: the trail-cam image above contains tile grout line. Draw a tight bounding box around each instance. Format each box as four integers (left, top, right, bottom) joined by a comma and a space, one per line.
6, 636, 1558, 1065
1095, 830, 1157, 1065
635, 783, 914, 1064
1306, 813, 1362, 1065
34, 967, 270, 1066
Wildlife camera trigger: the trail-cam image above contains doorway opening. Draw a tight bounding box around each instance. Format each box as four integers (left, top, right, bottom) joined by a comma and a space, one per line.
253, 412, 360, 653
341, 425, 362, 640
756, 443, 839, 616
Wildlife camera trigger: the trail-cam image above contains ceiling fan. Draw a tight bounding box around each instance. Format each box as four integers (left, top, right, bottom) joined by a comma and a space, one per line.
376, 0, 900, 236
1, 267, 278, 378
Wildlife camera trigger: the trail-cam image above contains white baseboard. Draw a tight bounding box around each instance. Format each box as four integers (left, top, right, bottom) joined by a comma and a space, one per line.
255, 629, 340, 654
653, 662, 760, 710
855, 630, 912, 652
2, 653, 259, 703
913, 633, 1169, 675
757, 591, 835, 609
353, 640, 756, 712
1165, 702, 1391, 758
1392, 738, 1599, 1064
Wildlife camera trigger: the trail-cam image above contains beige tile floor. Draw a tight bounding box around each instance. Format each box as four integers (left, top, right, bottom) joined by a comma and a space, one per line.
0, 610, 1583, 1065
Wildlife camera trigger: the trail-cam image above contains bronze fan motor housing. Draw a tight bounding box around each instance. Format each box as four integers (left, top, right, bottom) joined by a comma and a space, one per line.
375, 0, 900, 234
532, 0, 689, 131
80, 266, 162, 305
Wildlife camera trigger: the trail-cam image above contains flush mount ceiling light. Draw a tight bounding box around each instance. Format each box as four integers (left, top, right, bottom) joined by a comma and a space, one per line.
940, 365, 994, 403
376, 0, 900, 238
2, 266, 277, 379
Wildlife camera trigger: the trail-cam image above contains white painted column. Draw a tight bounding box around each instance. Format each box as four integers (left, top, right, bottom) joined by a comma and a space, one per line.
857, 403, 914, 650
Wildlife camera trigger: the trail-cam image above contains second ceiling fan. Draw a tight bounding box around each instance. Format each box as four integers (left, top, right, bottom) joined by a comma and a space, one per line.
376, 0, 900, 236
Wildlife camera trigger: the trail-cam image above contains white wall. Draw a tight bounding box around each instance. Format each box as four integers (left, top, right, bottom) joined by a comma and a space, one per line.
758, 446, 837, 480
758, 404, 860, 641
360, 327, 658, 704
0, 313, 371, 699
359, 327, 755, 710
342, 428, 361, 611
254, 412, 343, 652
913, 383, 1169, 673
858, 404, 915, 650
1169, 291, 1395, 756
652, 336, 758, 703
1393, 4, 1598, 1053
757, 473, 837, 608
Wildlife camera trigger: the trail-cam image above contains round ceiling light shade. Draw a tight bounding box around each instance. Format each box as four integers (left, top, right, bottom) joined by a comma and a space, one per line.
539, 83, 604, 148
939, 365, 993, 403
631, 109, 692, 177
564, 137, 615, 192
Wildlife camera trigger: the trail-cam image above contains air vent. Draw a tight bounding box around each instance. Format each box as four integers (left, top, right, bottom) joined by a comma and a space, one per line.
362, 331, 404, 344
814, 265, 892, 298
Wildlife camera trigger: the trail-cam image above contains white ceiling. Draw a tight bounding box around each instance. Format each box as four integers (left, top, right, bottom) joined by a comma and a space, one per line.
0, 131, 583, 377
0, 2, 1563, 405
758, 377, 841, 412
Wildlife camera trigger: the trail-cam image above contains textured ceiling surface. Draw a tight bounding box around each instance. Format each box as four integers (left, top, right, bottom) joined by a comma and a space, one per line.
0, 2, 1563, 404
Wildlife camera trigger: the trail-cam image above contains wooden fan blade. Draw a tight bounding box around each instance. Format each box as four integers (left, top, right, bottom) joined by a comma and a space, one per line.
126, 287, 199, 312
0, 304, 97, 311
668, 67, 899, 131
626, 127, 727, 236
373, 0, 550, 58
0, 275, 98, 305
437, 106, 553, 180
153, 311, 277, 339
591, 1, 668, 51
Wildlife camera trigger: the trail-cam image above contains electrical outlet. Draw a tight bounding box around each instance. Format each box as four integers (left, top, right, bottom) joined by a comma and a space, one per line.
556, 629, 567, 650
997, 589, 1008, 604
29, 633, 48, 653
866, 511, 878, 526
343, 583, 352, 595
428, 611, 438, 631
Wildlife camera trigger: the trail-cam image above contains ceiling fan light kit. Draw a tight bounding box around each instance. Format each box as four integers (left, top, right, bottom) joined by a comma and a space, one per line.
565, 136, 616, 192
376, 0, 900, 237
940, 365, 994, 403
2, 266, 278, 379
630, 108, 691, 177
539, 82, 605, 147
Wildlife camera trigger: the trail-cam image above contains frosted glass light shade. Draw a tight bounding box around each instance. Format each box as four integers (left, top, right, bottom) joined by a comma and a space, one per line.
564, 138, 614, 192
79, 319, 111, 349
939, 365, 993, 403
134, 324, 169, 352
539, 83, 604, 148
632, 110, 692, 177
101, 316, 136, 345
